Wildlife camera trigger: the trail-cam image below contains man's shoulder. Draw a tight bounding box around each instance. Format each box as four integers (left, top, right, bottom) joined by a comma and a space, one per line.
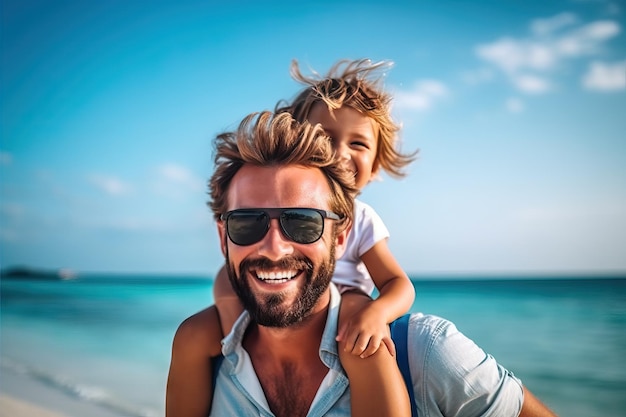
405, 313, 466, 362
405, 313, 492, 379
407, 312, 455, 334
404, 314, 525, 416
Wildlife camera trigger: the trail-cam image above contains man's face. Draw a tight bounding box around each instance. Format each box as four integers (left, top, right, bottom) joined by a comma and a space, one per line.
218, 164, 348, 327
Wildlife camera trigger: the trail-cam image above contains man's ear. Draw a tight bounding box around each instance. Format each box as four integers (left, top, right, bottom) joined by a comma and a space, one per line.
334, 222, 351, 260
217, 221, 228, 257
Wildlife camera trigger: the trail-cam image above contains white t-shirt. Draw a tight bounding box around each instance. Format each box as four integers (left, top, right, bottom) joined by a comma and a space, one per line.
332, 199, 389, 296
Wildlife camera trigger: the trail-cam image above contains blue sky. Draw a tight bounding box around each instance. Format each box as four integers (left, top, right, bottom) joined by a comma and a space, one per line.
2, 0, 625, 275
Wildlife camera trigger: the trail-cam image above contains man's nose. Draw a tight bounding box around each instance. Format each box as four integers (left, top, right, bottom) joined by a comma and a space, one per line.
256, 219, 294, 260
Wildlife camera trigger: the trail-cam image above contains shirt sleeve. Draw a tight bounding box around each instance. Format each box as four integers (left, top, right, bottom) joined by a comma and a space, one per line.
408, 314, 524, 417
353, 199, 389, 258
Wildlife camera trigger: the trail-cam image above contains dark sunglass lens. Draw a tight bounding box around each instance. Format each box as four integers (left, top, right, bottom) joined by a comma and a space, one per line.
228, 211, 269, 245
280, 209, 324, 244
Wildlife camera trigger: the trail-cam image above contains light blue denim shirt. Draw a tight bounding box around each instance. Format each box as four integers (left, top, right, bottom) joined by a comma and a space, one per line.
210, 284, 524, 416
406, 313, 524, 416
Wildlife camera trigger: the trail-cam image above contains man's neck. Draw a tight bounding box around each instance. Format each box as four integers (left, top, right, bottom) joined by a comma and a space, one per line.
245, 300, 329, 360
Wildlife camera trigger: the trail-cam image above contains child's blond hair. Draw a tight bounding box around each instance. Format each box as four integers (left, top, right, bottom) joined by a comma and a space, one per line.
276, 59, 417, 178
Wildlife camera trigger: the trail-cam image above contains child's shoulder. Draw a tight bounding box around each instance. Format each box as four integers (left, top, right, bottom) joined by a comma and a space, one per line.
351, 198, 388, 243
354, 198, 378, 216
353, 198, 383, 224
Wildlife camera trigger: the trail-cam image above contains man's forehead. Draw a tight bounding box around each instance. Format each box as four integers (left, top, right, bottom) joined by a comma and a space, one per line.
227, 164, 332, 209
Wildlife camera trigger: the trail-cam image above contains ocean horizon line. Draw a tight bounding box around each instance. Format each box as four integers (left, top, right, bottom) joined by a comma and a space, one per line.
2, 265, 625, 283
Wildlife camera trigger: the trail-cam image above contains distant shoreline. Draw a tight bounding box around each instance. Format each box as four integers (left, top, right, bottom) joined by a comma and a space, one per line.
0, 267, 77, 281
2, 265, 624, 284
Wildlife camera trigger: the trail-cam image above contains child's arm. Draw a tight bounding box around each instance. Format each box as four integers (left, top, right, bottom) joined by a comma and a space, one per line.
339, 336, 412, 417
166, 305, 223, 417
336, 260, 413, 416
213, 264, 244, 335
337, 239, 415, 358
337, 239, 415, 415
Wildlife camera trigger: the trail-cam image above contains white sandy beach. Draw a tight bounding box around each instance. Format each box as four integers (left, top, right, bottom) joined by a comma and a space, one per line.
0, 368, 132, 417
0, 395, 67, 417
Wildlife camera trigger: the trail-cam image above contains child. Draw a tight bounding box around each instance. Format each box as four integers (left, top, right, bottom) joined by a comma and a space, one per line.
279, 59, 417, 361
166, 59, 417, 417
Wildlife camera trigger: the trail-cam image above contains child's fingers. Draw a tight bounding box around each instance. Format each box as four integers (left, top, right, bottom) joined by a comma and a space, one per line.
359, 337, 381, 358
335, 324, 347, 342
340, 329, 361, 354
351, 334, 371, 356
382, 336, 396, 357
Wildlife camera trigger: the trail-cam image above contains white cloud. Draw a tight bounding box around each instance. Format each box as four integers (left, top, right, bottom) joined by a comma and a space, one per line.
160, 164, 191, 182
0, 150, 12, 166
394, 80, 448, 111
582, 60, 626, 91
158, 163, 204, 191
512, 74, 552, 93
555, 20, 620, 57
506, 97, 525, 113
476, 13, 622, 94
476, 38, 558, 74
531, 12, 578, 36
152, 163, 205, 199
582, 20, 621, 39
89, 174, 133, 196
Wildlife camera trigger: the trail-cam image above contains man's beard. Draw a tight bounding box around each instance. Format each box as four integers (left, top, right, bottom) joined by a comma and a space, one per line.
225, 244, 336, 327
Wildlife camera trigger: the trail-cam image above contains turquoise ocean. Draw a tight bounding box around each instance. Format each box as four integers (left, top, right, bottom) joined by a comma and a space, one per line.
1, 274, 625, 417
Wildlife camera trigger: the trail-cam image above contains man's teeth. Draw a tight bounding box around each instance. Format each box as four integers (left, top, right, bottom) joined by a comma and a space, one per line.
256, 270, 297, 283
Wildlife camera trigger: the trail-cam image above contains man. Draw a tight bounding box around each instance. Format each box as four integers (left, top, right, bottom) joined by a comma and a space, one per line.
166, 111, 556, 417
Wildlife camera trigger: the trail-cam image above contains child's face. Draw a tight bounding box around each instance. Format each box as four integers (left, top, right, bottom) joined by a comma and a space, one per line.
307, 102, 378, 190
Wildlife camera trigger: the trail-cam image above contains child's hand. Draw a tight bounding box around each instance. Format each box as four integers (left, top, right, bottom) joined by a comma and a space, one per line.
336, 305, 396, 358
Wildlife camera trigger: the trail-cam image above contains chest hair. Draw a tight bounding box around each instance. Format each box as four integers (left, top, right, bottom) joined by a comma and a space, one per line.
255, 360, 326, 417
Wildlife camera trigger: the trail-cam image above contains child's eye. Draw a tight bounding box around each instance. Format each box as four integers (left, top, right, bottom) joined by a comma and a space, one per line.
351, 141, 369, 149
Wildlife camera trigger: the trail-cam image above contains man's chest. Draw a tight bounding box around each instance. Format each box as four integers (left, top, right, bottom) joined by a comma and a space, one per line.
254, 359, 327, 417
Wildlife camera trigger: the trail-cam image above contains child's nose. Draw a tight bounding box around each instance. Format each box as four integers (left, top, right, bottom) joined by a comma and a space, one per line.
337, 144, 351, 162
338, 154, 353, 172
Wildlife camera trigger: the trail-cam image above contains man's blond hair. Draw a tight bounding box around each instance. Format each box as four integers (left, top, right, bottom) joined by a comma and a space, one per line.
209, 111, 357, 232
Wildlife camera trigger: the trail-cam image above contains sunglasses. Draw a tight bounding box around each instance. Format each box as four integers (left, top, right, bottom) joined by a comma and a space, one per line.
220, 208, 342, 246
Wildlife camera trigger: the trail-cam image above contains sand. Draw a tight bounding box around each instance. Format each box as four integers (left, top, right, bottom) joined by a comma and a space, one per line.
0, 369, 131, 417
0, 395, 68, 417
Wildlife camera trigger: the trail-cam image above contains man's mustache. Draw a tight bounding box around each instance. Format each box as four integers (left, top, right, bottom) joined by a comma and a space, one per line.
239, 256, 313, 273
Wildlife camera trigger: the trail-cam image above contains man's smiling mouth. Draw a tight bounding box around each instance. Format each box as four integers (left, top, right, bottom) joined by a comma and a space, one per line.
254, 270, 299, 284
